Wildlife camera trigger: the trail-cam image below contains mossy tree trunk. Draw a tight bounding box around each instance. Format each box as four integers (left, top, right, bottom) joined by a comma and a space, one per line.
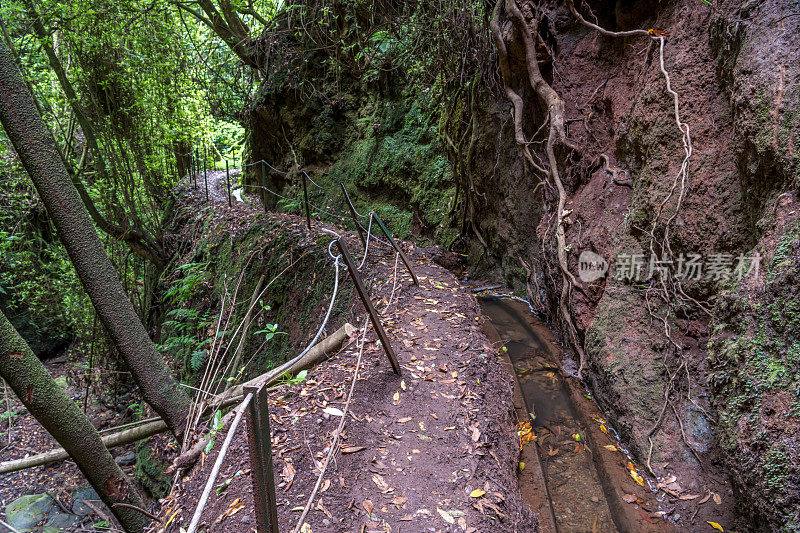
0, 309, 148, 532
0, 39, 191, 437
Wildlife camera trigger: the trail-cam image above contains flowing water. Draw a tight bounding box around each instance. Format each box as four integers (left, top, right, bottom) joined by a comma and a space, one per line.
479, 295, 619, 532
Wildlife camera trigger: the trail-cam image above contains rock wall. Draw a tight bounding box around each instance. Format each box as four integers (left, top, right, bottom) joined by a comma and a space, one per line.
244, 0, 800, 528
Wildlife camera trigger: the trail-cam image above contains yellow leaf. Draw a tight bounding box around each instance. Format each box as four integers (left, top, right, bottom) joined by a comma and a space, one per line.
630, 469, 644, 486
519, 462, 525, 471
600, 424, 608, 434
603, 445, 618, 451
300, 524, 312, 533
393, 391, 400, 403
469, 489, 486, 498
707, 521, 724, 531
401, 380, 407, 391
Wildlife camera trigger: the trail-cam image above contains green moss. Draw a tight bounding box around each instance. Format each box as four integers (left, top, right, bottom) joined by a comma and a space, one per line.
707, 221, 800, 529
309, 92, 454, 242
134, 443, 170, 498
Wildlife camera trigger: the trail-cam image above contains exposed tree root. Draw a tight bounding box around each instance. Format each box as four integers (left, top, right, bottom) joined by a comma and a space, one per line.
490, 0, 587, 378
566, 0, 703, 474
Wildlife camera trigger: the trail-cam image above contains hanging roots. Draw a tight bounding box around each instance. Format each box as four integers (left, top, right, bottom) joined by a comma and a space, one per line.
490, 0, 587, 378
567, 0, 702, 473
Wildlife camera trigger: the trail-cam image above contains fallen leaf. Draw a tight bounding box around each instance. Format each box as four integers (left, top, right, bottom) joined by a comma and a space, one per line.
282, 461, 296, 484
471, 426, 480, 442
713, 493, 722, 505
216, 498, 244, 522
398, 417, 412, 423
372, 474, 393, 493
393, 391, 400, 404
321, 479, 331, 493
548, 447, 560, 456
679, 493, 700, 500
519, 462, 525, 471
622, 493, 637, 504
363, 500, 374, 514
707, 521, 724, 531
300, 524, 312, 533
603, 445, 618, 451
698, 493, 712, 504
437, 508, 455, 524
401, 380, 407, 391
600, 424, 608, 434
469, 489, 486, 498
630, 469, 645, 486
323, 407, 344, 417
341, 445, 366, 454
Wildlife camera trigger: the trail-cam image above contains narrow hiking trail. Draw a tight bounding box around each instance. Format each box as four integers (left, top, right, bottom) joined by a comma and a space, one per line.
164, 174, 537, 532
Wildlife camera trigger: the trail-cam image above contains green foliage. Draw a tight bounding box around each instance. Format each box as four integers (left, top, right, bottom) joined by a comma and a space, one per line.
159, 262, 214, 380
0, 144, 87, 348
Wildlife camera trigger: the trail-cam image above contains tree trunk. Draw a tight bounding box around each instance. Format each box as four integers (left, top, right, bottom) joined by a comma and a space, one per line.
0, 310, 148, 532
0, 39, 191, 436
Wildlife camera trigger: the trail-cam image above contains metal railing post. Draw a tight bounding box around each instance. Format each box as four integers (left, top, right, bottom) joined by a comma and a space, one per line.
203, 146, 207, 193
244, 384, 279, 533
261, 161, 268, 213
340, 183, 367, 247
371, 212, 420, 285
336, 239, 401, 375
302, 171, 311, 230
226, 160, 232, 207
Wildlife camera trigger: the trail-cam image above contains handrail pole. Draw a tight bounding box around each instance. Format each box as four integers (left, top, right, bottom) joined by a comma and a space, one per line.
336, 239, 401, 375
226, 160, 232, 207
371, 212, 419, 285
244, 384, 279, 533
302, 171, 312, 230
340, 183, 367, 247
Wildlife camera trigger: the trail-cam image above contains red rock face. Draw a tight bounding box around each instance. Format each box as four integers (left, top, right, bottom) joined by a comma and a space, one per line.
463, 0, 799, 529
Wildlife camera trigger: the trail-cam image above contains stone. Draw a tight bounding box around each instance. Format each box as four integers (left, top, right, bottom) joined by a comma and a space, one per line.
5, 493, 56, 531
116, 450, 137, 466
44, 512, 79, 530
71, 487, 100, 516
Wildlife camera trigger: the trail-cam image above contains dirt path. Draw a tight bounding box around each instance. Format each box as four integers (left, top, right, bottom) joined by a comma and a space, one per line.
166, 175, 537, 531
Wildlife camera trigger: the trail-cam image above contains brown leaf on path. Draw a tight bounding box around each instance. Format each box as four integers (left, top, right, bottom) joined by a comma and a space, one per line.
547, 447, 559, 456
215, 497, 245, 523
321, 479, 331, 493
372, 474, 394, 493
438, 507, 455, 524
363, 499, 374, 514
622, 493, 637, 504
698, 492, 712, 504
679, 493, 700, 500
316, 499, 333, 518
713, 492, 722, 505
639, 509, 656, 524
342, 445, 366, 454
471, 426, 480, 442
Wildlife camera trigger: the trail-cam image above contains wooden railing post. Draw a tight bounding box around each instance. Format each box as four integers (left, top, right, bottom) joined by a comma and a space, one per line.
244, 384, 279, 533
336, 239, 401, 375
